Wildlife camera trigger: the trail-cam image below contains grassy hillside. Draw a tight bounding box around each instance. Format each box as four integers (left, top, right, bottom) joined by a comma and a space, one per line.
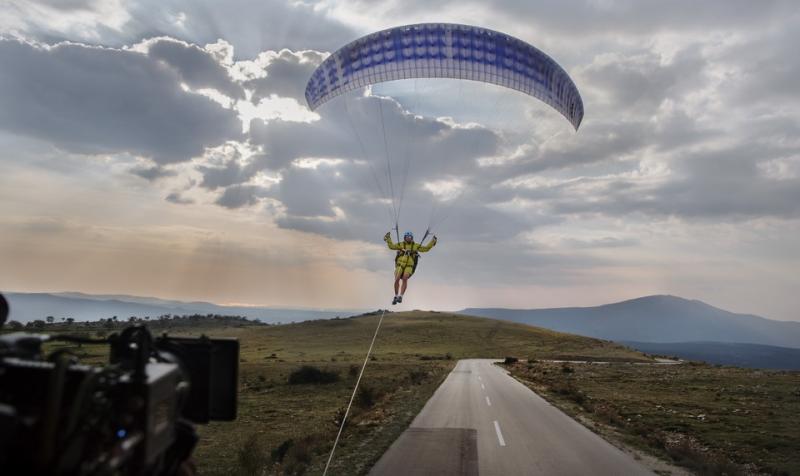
504, 360, 800, 475
191, 310, 648, 475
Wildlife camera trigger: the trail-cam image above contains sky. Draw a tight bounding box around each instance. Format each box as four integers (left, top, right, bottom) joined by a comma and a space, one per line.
1, 0, 799, 321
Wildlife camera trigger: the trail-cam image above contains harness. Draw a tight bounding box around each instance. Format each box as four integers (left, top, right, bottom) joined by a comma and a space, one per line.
394, 244, 420, 275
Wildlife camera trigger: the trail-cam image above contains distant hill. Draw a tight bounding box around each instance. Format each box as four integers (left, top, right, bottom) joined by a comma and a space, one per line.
2, 292, 360, 324
221, 310, 651, 362
621, 341, 800, 370
463, 295, 800, 349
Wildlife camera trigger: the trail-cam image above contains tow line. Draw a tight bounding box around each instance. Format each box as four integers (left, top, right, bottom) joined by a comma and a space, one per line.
322, 308, 387, 475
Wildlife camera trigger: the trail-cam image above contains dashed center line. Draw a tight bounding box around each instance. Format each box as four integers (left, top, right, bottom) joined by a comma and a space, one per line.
481, 383, 485, 390
485, 396, 492, 406
494, 420, 506, 447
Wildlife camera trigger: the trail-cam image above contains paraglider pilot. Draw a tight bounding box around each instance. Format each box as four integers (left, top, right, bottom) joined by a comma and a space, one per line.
384, 231, 437, 305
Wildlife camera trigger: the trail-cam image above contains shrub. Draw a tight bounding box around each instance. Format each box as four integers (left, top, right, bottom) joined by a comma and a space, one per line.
271, 439, 294, 463
348, 364, 359, 377
408, 369, 428, 385
288, 365, 340, 385
281, 437, 316, 476
504, 356, 519, 365
419, 354, 452, 361
235, 434, 268, 475
551, 381, 586, 405
356, 385, 378, 408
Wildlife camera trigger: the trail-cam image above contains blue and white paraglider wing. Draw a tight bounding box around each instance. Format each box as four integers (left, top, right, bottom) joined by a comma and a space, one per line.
305, 23, 584, 130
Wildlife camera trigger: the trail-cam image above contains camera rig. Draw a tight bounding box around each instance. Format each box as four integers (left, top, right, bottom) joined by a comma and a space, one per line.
0, 293, 239, 476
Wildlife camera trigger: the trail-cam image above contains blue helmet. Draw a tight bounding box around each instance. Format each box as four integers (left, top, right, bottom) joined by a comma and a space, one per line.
403, 231, 414, 239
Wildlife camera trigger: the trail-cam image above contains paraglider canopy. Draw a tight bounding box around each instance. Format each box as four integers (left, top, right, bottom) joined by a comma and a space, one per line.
305, 23, 583, 130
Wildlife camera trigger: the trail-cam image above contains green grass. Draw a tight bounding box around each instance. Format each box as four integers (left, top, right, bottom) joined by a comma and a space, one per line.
504, 360, 800, 475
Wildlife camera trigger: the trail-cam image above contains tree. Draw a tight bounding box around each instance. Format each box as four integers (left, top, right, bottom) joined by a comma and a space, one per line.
66, 318, 75, 325
46, 316, 54, 324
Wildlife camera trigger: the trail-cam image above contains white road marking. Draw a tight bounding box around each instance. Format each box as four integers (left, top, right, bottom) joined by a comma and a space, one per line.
478, 375, 482, 381
494, 420, 506, 447
485, 396, 492, 406
481, 383, 485, 390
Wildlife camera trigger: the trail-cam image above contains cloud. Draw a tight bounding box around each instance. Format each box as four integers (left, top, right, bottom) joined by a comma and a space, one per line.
165, 191, 194, 204
719, 26, 800, 107
215, 184, 269, 209
141, 37, 245, 99
547, 142, 800, 221
335, 0, 797, 38
131, 164, 177, 181
1, 0, 357, 58
578, 47, 708, 112
0, 38, 242, 164
247, 49, 326, 103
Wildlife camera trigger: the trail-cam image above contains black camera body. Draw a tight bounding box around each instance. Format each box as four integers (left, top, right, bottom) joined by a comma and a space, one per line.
0, 293, 239, 476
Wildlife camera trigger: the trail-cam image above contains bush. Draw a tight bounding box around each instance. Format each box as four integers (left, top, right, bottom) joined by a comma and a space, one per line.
271, 439, 294, 463
348, 364, 359, 377
283, 438, 315, 476
356, 385, 378, 408
561, 363, 574, 374
551, 381, 586, 405
288, 365, 340, 385
235, 434, 268, 475
407, 369, 428, 385
504, 356, 519, 365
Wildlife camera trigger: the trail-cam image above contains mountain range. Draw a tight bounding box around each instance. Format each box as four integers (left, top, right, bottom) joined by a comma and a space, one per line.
463, 295, 800, 349
5, 291, 799, 369
620, 341, 800, 370
2, 291, 358, 325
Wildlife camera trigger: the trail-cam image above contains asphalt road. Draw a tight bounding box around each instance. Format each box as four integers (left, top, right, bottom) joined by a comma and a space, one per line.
370, 359, 652, 476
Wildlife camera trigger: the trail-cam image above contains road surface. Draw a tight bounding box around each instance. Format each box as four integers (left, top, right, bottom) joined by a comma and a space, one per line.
370, 359, 652, 475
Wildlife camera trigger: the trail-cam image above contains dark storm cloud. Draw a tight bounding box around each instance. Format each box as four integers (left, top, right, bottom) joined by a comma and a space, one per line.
0, 38, 242, 164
